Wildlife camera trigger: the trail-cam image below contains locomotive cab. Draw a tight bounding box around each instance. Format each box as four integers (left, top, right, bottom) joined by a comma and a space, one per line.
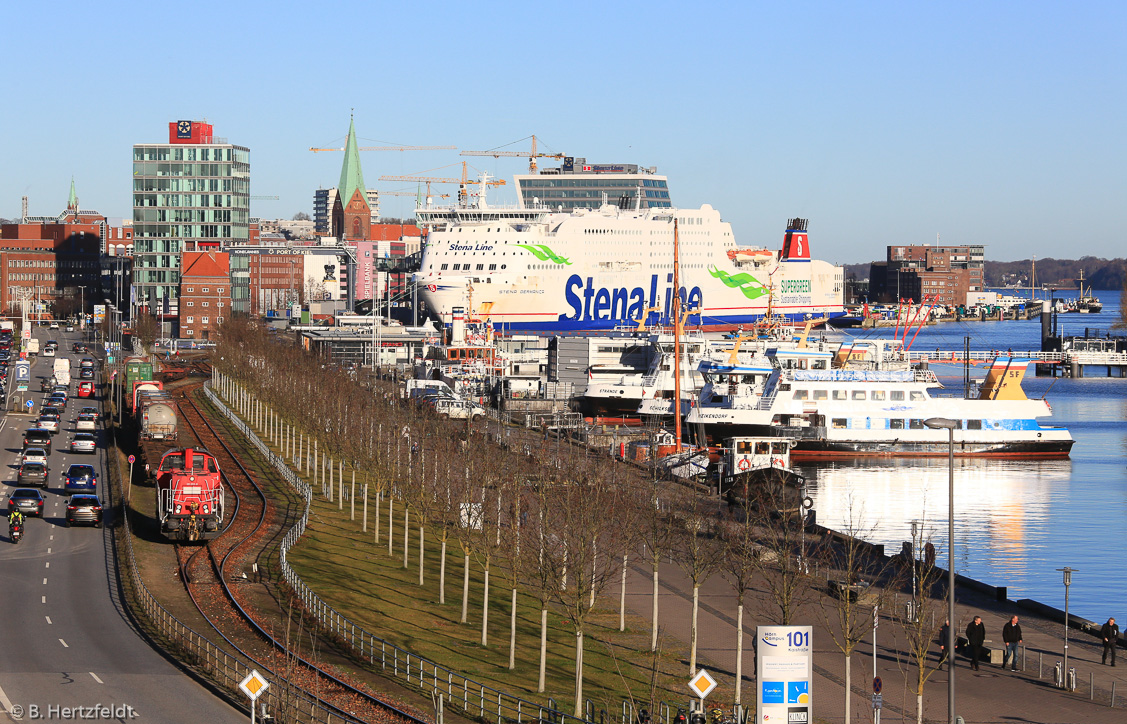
155, 447, 225, 541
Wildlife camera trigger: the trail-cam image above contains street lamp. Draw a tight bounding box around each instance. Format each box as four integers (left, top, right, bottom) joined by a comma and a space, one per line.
1057, 567, 1077, 687
924, 416, 957, 724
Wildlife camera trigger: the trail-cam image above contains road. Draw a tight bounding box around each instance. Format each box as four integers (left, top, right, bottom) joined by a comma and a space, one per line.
0, 325, 241, 722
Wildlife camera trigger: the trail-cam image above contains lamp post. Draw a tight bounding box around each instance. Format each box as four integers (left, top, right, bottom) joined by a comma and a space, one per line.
924, 417, 957, 724
1057, 567, 1077, 686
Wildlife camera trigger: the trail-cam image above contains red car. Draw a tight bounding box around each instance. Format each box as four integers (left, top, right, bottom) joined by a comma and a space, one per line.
78, 381, 95, 398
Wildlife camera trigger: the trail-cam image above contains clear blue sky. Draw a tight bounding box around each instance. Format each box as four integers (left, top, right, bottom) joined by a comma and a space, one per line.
2, 1, 1124, 263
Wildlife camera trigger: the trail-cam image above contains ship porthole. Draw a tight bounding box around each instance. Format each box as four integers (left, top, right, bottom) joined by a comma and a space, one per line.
1037, 433, 1042, 438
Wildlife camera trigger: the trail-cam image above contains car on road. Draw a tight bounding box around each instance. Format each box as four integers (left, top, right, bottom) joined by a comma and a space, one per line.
76, 412, 98, 431
37, 412, 61, 434
78, 381, 95, 398
23, 428, 52, 452
65, 324, 74, 333
79, 368, 94, 380
79, 406, 99, 418
43, 398, 65, 414
42, 347, 55, 357
22, 447, 48, 468
65, 494, 102, 528
17, 462, 48, 488
49, 322, 59, 329
433, 397, 486, 421
53, 386, 68, 398
72, 343, 85, 353
8, 488, 45, 517
69, 432, 97, 454
63, 464, 98, 494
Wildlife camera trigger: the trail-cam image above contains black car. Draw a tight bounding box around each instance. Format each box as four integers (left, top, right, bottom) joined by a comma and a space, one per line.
23, 428, 52, 452
65, 495, 102, 528
8, 488, 45, 518
17, 462, 48, 488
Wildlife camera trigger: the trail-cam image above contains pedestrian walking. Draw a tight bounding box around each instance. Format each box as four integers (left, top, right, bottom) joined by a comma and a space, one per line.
966, 616, 986, 671
938, 619, 951, 669
1002, 615, 1023, 671
1101, 617, 1120, 666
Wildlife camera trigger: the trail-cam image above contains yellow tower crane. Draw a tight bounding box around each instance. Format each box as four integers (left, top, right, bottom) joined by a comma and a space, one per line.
309, 144, 456, 152
380, 162, 506, 205
459, 135, 565, 173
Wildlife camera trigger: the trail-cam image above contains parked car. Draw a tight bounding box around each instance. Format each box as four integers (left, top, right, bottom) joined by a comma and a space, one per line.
8, 488, 45, 518
65, 494, 102, 528
22, 447, 48, 468
76, 413, 98, 431
70, 432, 97, 454
23, 428, 52, 452
18, 462, 48, 488
63, 464, 98, 494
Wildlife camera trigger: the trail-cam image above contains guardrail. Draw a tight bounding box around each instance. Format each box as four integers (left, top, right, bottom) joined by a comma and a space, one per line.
205, 376, 659, 724
110, 423, 365, 723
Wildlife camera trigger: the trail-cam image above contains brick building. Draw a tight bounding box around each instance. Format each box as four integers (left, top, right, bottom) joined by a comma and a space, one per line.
331, 119, 371, 242
869, 244, 985, 305
178, 251, 230, 340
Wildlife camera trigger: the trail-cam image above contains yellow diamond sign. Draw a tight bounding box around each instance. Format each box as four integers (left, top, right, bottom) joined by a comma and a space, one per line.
239, 670, 270, 701
688, 669, 717, 699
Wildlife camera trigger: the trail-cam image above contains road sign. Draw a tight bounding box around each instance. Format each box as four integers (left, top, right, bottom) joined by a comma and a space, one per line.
26, 400, 33, 410
873, 676, 882, 694
239, 669, 270, 701
757, 626, 812, 724
688, 669, 717, 699
128, 455, 136, 464
872, 693, 883, 710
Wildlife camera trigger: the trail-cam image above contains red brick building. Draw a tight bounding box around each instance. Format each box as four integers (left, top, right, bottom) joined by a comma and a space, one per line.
330, 119, 371, 242
178, 251, 230, 340
869, 243, 985, 306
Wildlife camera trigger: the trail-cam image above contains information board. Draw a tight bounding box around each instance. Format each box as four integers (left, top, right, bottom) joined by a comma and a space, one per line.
756, 626, 813, 724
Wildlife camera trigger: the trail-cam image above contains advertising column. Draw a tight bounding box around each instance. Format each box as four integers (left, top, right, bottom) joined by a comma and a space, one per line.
756, 626, 812, 724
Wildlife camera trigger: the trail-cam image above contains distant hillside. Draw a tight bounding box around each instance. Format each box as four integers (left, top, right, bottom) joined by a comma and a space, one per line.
844, 257, 1127, 290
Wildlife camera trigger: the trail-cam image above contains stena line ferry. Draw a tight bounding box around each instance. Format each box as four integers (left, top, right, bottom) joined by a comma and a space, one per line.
413, 179, 844, 333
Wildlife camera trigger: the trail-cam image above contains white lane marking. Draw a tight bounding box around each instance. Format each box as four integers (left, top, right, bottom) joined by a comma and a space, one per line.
45, 562, 49, 569
41, 596, 46, 604
45, 616, 52, 624
50, 534, 53, 540
89, 672, 103, 684
47, 547, 51, 554
42, 578, 47, 585
59, 639, 68, 648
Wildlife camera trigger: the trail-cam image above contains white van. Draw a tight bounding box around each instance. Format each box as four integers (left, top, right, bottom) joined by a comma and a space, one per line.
433, 398, 485, 421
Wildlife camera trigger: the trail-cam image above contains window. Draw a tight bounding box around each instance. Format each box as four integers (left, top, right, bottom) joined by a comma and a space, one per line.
185, 287, 194, 293
488, 264, 497, 271
186, 316, 194, 324
852, 390, 866, 400
755, 442, 771, 454
813, 390, 828, 400
909, 419, 924, 429
186, 301, 194, 307
217, 287, 224, 293
890, 390, 905, 401
832, 418, 848, 429
217, 317, 223, 324
889, 419, 904, 429
217, 302, 224, 308
202, 287, 209, 293
871, 390, 886, 401
202, 317, 209, 324
440, 264, 448, 270
832, 390, 847, 400
910, 391, 927, 401
475, 264, 484, 271
793, 389, 808, 400
967, 420, 982, 430
202, 301, 209, 307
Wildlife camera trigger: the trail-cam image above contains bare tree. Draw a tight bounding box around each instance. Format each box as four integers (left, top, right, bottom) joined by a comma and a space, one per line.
134, 313, 158, 353
670, 487, 725, 675
719, 503, 759, 709
895, 532, 948, 724
747, 474, 815, 625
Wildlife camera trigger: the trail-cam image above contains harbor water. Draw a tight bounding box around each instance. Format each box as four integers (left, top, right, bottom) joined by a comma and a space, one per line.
798, 289, 1125, 621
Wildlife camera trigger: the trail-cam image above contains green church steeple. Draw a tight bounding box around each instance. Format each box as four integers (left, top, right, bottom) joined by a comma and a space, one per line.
67, 177, 78, 211
338, 117, 368, 208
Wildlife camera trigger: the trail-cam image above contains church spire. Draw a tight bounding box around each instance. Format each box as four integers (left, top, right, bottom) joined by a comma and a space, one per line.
338, 117, 368, 210
67, 177, 78, 212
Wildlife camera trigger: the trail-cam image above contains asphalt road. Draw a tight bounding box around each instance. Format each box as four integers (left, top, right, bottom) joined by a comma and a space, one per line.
0, 326, 242, 723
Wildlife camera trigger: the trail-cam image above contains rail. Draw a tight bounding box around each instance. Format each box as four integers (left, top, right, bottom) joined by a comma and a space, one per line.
205, 378, 610, 724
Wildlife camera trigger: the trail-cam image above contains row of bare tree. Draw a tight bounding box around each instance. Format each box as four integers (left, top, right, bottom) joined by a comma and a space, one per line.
213, 317, 956, 723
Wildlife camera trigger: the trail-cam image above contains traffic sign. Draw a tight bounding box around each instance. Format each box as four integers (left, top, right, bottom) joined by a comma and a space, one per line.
872, 693, 883, 710
26, 400, 33, 410
128, 455, 136, 464
873, 676, 882, 694
239, 670, 270, 701
688, 669, 717, 699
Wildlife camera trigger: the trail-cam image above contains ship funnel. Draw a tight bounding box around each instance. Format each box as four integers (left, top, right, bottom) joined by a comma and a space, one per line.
451, 306, 466, 344
780, 217, 811, 261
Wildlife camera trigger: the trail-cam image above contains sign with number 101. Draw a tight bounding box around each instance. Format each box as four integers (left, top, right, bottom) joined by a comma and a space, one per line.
756, 626, 813, 724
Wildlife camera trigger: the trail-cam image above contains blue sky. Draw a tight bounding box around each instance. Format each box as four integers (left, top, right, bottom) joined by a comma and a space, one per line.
2, 1, 1123, 263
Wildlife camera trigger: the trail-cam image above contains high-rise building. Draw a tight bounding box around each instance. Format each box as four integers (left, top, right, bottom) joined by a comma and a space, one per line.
132, 120, 249, 314
869, 243, 985, 305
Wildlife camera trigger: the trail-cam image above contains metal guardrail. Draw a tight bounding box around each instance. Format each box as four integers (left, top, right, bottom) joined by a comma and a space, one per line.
205, 376, 651, 724
110, 425, 363, 723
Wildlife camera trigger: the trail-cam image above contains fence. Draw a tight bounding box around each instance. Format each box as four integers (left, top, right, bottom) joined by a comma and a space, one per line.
205, 376, 676, 724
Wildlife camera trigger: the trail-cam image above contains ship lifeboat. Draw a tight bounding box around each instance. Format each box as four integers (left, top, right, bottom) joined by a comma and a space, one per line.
726, 248, 775, 264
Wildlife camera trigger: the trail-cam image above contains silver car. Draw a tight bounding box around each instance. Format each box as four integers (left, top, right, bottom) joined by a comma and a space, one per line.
70, 432, 97, 454
76, 413, 97, 431
22, 447, 48, 468
37, 413, 60, 434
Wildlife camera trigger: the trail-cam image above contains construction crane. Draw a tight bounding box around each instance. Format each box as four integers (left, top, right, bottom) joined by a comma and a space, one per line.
250, 195, 279, 200
460, 135, 564, 173
309, 144, 456, 153
380, 163, 505, 204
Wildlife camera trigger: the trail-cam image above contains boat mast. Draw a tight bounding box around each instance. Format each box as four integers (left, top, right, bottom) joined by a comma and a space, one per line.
673, 218, 682, 454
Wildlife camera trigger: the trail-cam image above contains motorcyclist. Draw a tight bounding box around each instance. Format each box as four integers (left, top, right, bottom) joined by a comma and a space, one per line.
9, 508, 24, 536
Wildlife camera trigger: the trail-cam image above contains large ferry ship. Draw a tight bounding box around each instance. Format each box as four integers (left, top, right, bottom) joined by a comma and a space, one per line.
413, 181, 844, 333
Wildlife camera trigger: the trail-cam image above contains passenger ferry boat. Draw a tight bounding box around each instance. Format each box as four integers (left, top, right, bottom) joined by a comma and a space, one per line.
686, 339, 1074, 459
413, 181, 844, 332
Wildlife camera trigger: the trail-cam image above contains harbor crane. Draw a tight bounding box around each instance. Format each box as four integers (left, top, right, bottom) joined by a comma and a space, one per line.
380, 162, 506, 204
309, 144, 456, 152
460, 135, 564, 173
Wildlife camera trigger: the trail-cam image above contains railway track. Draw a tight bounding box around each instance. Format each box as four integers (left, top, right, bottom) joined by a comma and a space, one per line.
166, 389, 427, 724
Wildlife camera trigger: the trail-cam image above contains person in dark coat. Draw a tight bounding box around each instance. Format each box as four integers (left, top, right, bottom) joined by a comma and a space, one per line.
1002, 615, 1023, 671
966, 616, 986, 671
938, 619, 951, 669
1101, 617, 1120, 666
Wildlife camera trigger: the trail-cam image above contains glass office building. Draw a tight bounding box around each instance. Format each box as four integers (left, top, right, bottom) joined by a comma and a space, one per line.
514, 157, 670, 210
132, 122, 250, 313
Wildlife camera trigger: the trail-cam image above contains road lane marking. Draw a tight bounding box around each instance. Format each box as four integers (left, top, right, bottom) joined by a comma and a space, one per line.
45, 616, 52, 624
43, 578, 47, 585
0, 680, 14, 714
89, 672, 103, 684
45, 562, 49, 569
41, 596, 45, 604
58, 639, 68, 648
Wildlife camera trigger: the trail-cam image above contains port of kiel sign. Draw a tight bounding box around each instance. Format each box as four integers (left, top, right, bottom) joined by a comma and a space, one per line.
756, 626, 812, 724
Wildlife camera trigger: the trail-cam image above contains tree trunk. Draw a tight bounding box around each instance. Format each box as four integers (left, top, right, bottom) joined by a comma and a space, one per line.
387, 497, 395, 556
508, 587, 517, 670
844, 654, 851, 724
460, 553, 470, 623
418, 525, 425, 586
538, 608, 548, 693
403, 507, 410, 569
651, 562, 660, 651
374, 490, 381, 543
735, 603, 744, 707
481, 563, 490, 646
916, 692, 924, 724
689, 583, 699, 674
573, 628, 585, 717
619, 554, 627, 632
439, 537, 447, 604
